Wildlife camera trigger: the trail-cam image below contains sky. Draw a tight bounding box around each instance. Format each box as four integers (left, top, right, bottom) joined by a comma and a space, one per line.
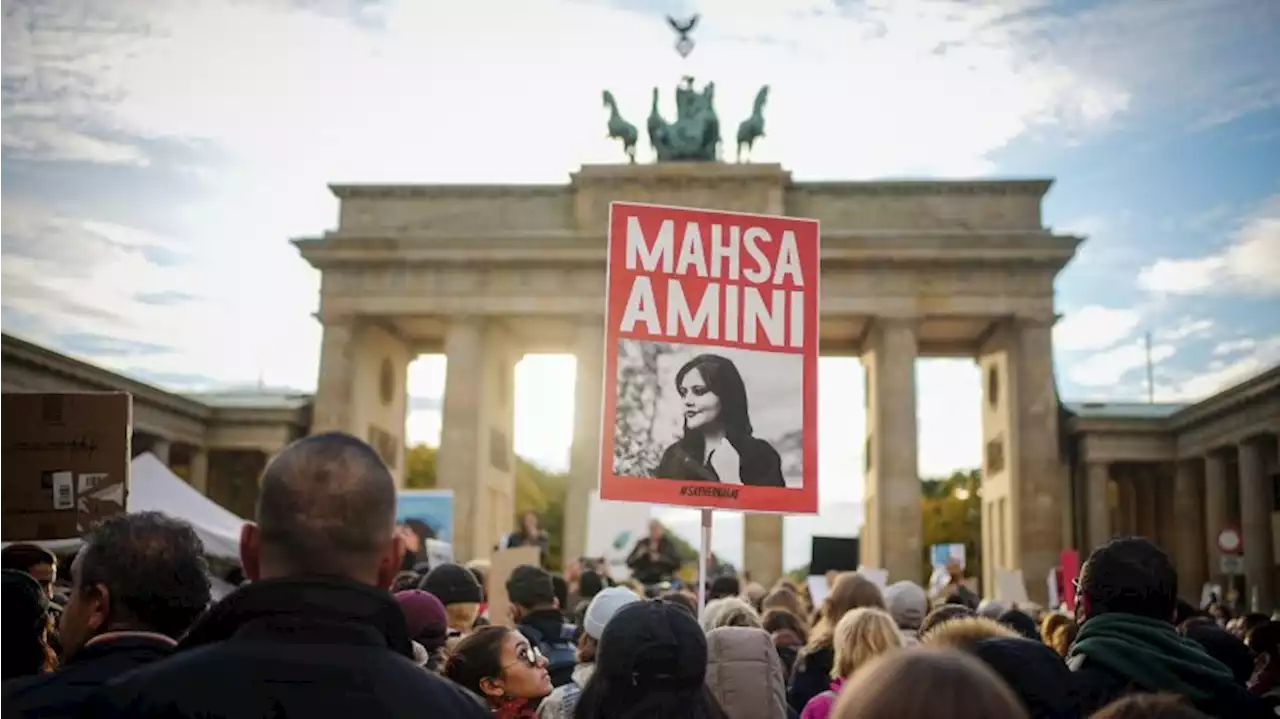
3, 0, 1278, 569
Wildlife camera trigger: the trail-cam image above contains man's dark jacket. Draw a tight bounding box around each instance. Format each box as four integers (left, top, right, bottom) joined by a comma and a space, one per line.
625, 536, 681, 585
2, 634, 174, 719
86, 576, 489, 719
1068, 612, 1272, 718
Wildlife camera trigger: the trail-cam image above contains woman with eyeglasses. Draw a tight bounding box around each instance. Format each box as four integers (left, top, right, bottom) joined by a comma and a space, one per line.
445, 625, 553, 718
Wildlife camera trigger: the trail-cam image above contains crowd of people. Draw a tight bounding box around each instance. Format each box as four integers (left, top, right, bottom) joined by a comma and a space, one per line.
3, 431, 1280, 718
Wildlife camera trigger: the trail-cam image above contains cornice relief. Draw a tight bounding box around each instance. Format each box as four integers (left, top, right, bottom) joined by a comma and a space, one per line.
338, 195, 573, 234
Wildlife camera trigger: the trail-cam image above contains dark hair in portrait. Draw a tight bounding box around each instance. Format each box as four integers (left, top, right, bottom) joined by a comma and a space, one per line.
653, 353, 785, 487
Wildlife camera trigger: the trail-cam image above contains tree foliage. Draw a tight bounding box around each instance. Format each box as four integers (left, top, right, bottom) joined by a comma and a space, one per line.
920, 468, 983, 585
405, 444, 438, 489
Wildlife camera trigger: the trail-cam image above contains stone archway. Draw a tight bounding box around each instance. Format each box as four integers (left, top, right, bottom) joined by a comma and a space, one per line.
296, 162, 1080, 600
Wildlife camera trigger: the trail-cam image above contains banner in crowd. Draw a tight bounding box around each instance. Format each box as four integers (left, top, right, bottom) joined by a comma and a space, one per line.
396, 489, 454, 546
599, 201, 820, 514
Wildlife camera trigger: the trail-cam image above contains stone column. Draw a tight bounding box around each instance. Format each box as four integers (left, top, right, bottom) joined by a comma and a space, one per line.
1085, 462, 1111, 553
150, 438, 172, 466
1173, 459, 1206, 602
436, 319, 518, 563
1204, 452, 1229, 585
1239, 438, 1272, 611
189, 448, 209, 495
978, 317, 1066, 605
564, 321, 604, 567
744, 514, 784, 586
861, 318, 921, 583
311, 317, 358, 433
311, 316, 412, 481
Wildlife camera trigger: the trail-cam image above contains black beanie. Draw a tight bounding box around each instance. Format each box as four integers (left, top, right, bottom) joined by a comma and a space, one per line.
419, 563, 483, 606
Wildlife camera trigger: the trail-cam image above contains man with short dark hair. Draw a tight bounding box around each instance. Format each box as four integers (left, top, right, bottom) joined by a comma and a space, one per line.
507, 564, 576, 688
1067, 536, 1269, 717
1, 543, 58, 599
89, 432, 487, 719
3, 512, 210, 718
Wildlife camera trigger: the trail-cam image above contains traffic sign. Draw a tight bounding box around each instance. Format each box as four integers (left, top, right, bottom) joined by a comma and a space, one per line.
1218, 528, 1242, 554
1220, 554, 1245, 575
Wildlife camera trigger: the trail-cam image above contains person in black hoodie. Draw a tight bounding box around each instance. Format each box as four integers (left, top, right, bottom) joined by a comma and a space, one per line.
3, 512, 210, 719
85, 432, 487, 719
1067, 536, 1270, 718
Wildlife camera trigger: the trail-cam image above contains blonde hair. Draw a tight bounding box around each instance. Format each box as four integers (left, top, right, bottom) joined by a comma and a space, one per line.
762, 587, 809, 625
700, 596, 763, 632
832, 607, 903, 679
920, 616, 1019, 651
445, 602, 480, 633
806, 572, 886, 653
1039, 612, 1069, 644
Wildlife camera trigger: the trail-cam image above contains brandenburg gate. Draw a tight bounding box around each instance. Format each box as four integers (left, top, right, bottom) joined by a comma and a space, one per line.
295, 160, 1080, 599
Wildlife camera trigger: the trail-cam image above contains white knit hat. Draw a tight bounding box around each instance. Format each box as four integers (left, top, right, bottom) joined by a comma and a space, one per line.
584, 586, 640, 640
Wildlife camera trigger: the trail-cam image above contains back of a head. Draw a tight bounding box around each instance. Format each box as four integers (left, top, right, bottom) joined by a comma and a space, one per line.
996, 609, 1041, 641
967, 637, 1080, 718
1179, 620, 1254, 685
833, 648, 1029, 719
579, 569, 605, 600
883, 581, 928, 632
1, 569, 51, 679
809, 572, 885, 651
254, 432, 398, 580
921, 616, 1020, 650
506, 564, 556, 610
1080, 536, 1177, 621
762, 608, 809, 645
700, 596, 762, 632
761, 586, 807, 620
921, 603, 976, 635
582, 600, 723, 719
833, 607, 904, 679
77, 511, 211, 639
709, 574, 741, 601
1090, 693, 1211, 719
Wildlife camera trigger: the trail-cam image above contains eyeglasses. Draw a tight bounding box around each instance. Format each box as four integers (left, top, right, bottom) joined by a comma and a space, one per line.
504, 644, 545, 670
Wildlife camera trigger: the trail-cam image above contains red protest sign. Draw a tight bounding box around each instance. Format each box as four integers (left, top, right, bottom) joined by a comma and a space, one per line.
599, 201, 820, 514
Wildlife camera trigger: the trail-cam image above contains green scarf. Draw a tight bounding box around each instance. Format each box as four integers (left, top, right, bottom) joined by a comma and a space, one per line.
1068, 613, 1236, 702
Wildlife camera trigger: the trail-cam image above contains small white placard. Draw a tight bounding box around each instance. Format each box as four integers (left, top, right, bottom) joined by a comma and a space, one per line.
51, 471, 74, 510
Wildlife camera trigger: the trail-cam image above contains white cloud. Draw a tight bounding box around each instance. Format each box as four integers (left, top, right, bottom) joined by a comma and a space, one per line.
1212, 338, 1257, 356
1068, 338, 1176, 388
1054, 306, 1141, 351
1158, 336, 1280, 401
1, 200, 322, 390
1138, 196, 1280, 296
1, 0, 1137, 185
1156, 318, 1214, 343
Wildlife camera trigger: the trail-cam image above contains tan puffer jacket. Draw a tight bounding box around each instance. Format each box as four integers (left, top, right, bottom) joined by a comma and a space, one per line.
705, 626, 790, 719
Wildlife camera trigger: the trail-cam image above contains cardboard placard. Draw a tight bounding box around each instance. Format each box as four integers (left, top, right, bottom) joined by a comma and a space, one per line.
2, 392, 132, 541
486, 545, 542, 628
599, 201, 820, 514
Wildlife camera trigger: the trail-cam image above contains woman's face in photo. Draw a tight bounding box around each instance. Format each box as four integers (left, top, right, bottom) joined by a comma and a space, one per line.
680, 367, 722, 432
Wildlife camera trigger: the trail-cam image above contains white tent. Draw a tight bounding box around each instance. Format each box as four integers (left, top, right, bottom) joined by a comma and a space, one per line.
2, 452, 246, 559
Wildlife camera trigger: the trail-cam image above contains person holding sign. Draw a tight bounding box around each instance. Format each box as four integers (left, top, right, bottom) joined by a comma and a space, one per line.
625, 520, 682, 588
654, 354, 785, 487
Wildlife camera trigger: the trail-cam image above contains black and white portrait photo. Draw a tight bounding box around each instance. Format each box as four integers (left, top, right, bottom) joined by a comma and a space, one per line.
612, 339, 804, 489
